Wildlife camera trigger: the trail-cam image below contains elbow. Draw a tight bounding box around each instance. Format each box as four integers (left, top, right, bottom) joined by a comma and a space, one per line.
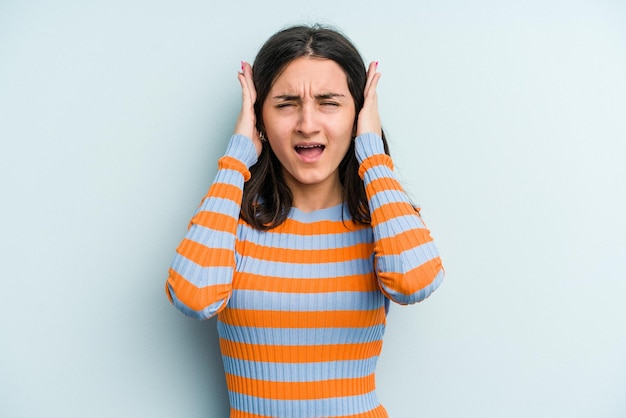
405, 266, 445, 304
166, 282, 227, 321
380, 259, 445, 305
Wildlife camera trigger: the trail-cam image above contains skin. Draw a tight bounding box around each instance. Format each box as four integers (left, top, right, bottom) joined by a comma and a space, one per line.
235, 57, 382, 212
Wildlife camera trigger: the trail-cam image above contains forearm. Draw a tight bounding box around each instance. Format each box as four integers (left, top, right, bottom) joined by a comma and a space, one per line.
166, 135, 257, 319
356, 133, 444, 304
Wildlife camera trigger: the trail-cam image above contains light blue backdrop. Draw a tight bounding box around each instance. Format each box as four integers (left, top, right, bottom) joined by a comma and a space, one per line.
1, 0, 625, 417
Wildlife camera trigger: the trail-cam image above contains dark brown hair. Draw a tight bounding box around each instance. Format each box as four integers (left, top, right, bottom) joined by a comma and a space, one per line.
241, 24, 390, 230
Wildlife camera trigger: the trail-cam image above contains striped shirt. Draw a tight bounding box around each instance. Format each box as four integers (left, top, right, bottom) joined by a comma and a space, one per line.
166, 133, 444, 417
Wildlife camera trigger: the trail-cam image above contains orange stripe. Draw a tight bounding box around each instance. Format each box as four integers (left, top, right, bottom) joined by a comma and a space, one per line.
220, 340, 383, 363
371, 201, 416, 225
205, 182, 243, 203
177, 238, 234, 268
191, 210, 238, 232
166, 268, 231, 311
378, 257, 443, 298
229, 411, 268, 418
225, 374, 375, 400
165, 282, 173, 303
272, 218, 364, 235
219, 308, 386, 329
358, 154, 393, 179
219, 155, 251, 181
233, 272, 379, 293
237, 241, 372, 264
376, 228, 434, 256
365, 177, 403, 198
347, 405, 389, 418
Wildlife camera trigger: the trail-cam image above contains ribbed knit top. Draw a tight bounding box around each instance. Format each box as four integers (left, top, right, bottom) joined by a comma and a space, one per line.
166, 133, 444, 417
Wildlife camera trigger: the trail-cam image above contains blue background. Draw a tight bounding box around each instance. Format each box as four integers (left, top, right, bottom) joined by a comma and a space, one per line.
1, 0, 625, 416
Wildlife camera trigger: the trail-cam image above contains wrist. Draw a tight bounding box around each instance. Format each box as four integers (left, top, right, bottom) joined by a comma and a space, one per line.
354, 132, 385, 163
226, 134, 258, 168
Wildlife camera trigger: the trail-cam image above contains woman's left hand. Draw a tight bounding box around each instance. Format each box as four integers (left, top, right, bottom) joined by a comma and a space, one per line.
356, 61, 382, 137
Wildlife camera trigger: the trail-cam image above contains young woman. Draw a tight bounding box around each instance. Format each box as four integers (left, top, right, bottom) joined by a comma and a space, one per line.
166, 24, 444, 418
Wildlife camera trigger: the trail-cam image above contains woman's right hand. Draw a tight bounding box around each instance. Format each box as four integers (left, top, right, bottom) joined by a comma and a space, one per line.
235, 61, 263, 156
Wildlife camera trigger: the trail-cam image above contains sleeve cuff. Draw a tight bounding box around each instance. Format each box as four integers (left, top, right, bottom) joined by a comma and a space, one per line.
354, 132, 386, 163
224, 134, 258, 169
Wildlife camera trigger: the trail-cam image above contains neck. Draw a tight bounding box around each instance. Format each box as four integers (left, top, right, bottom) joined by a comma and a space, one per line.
287, 177, 343, 213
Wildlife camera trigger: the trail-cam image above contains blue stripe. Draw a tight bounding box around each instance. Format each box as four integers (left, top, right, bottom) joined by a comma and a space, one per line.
195, 197, 240, 218
221, 357, 379, 382
376, 241, 439, 274
225, 134, 258, 168
214, 167, 247, 186
238, 257, 374, 279
361, 162, 393, 181
229, 391, 381, 417
218, 323, 385, 346
237, 224, 373, 250
228, 289, 385, 312
170, 254, 233, 287
368, 189, 411, 210
191, 168, 244, 218
287, 203, 348, 223
355, 132, 386, 162
168, 284, 226, 319
186, 226, 233, 249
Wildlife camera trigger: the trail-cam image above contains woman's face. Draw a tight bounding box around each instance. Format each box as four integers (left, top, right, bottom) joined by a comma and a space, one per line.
262, 57, 356, 197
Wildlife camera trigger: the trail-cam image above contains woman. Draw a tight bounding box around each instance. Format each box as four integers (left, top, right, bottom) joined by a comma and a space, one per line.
166, 24, 444, 418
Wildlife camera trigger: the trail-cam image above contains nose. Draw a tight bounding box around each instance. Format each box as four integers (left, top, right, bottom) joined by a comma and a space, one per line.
296, 103, 320, 137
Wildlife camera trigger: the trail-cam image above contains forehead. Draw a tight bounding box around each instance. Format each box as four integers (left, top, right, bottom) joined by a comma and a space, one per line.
270, 57, 350, 93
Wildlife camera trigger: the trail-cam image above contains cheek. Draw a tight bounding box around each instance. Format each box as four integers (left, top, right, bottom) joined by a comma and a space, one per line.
262, 109, 288, 137
339, 113, 357, 140
339, 134, 353, 157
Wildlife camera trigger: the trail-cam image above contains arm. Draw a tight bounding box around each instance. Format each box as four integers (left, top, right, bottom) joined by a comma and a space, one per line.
355, 62, 444, 304
166, 61, 263, 319
355, 133, 444, 304
165, 135, 257, 319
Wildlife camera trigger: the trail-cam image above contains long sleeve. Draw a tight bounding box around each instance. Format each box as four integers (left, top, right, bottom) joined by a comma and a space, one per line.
355, 132, 444, 304
165, 134, 257, 320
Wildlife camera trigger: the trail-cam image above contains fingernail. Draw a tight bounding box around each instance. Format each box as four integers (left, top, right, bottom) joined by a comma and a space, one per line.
375, 61, 379, 67
241, 61, 245, 72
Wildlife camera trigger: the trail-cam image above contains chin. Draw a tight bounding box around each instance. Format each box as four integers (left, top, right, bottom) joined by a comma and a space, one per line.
291, 172, 331, 186
294, 177, 326, 186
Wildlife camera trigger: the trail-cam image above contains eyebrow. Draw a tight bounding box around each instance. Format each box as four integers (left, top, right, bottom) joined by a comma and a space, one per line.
272, 93, 346, 101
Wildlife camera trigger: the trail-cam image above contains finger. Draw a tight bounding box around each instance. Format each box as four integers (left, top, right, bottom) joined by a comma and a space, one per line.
363, 75, 381, 111
237, 69, 248, 93
237, 72, 253, 111
364, 61, 379, 97
241, 61, 257, 103
366, 72, 381, 100
238, 62, 250, 96
239, 65, 259, 114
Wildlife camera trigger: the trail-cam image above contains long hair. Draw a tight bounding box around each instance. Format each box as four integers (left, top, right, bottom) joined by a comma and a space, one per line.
241, 24, 390, 230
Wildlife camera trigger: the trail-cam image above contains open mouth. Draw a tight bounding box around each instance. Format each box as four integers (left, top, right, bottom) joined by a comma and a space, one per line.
295, 144, 325, 157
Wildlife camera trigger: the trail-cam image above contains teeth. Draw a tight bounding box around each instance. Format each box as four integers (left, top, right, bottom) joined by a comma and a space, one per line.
295, 144, 324, 149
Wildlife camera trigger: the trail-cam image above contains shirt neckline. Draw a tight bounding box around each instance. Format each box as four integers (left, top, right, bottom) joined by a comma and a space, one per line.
288, 203, 348, 223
